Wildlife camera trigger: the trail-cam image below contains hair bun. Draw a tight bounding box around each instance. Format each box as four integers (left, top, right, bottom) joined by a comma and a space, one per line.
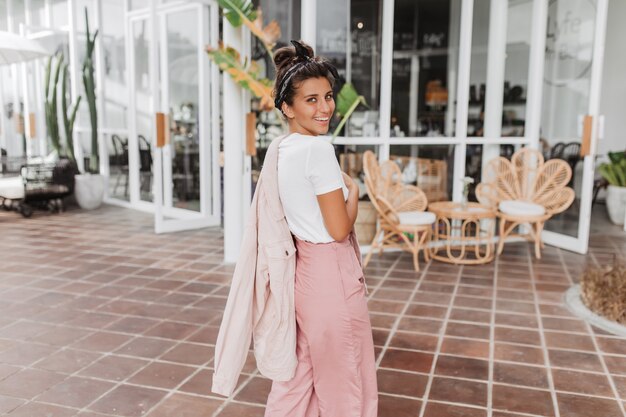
291, 40, 313, 60
273, 40, 314, 73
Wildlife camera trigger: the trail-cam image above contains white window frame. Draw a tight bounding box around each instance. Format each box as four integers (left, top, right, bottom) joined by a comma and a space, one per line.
314, 0, 537, 204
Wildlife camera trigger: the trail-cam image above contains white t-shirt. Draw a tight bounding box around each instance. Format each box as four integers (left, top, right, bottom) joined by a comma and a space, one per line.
277, 133, 348, 243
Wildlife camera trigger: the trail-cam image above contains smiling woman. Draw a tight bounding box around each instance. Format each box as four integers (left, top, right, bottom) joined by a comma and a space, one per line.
267, 40, 377, 417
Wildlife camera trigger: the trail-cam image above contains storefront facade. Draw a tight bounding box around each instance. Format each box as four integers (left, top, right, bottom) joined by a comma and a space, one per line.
0, 0, 613, 260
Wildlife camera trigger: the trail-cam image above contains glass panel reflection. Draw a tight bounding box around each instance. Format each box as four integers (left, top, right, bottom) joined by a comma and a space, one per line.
391, 0, 461, 138
317, 0, 382, 137
167, 9, 200, 211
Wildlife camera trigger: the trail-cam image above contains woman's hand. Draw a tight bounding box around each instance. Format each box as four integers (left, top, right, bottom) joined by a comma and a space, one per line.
341, 172, 359, 195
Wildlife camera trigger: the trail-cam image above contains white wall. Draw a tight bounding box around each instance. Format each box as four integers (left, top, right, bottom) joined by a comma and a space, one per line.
598, 0, 626, 156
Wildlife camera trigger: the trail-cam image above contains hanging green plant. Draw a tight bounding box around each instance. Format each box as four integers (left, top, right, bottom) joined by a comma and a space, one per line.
217, 0, 281, 58
206, 43, 275, 111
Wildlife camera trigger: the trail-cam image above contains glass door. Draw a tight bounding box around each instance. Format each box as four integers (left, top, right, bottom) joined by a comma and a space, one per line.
154, 3, 220, 233
127, 2, 220, 233
128, 15, 154, 207
541, 0, 608, 253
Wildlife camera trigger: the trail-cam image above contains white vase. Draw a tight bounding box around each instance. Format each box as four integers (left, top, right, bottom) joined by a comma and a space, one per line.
606, 185, 626, 225
74, 174, 105, 210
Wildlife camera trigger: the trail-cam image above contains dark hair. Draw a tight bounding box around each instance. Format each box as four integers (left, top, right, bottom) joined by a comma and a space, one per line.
273, 40, 339, 112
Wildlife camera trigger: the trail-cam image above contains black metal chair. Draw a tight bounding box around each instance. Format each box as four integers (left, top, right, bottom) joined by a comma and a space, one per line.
111, 134, 129, 196
138, 135, 153, 196
549, 142, 566, 160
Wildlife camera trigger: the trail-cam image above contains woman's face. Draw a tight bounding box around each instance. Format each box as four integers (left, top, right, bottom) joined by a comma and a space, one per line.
281, 77, 335, 136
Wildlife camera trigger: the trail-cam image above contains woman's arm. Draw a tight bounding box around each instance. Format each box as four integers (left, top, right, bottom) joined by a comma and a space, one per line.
317, 173, 359, 241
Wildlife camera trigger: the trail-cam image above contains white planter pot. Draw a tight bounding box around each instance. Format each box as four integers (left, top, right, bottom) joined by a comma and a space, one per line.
74, 174, 105, 210
606, 185, 626, 226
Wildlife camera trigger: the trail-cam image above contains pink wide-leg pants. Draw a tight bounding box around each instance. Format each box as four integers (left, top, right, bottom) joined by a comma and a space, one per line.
264, 237, 378, 417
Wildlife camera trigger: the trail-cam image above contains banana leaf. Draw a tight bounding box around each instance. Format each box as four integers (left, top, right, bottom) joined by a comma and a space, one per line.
609, 151, 626, 165
217, 0, 280, 56
207, 43, 274, 111
332, 83, 368, 139
600, 162, 626, 187
218, 0, 256, 27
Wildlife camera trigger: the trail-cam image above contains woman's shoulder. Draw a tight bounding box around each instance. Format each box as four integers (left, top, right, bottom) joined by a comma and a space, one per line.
304, 135, 334, 153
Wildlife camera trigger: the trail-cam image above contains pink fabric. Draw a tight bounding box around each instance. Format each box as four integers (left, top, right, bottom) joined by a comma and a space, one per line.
264, 237, 378, 417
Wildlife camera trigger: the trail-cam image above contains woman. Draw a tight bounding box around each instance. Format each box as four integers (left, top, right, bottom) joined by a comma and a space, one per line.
265, 40, 378, 417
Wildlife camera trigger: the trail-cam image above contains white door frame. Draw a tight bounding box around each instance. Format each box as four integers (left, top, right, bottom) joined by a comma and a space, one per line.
125, 1, 220, 233
542, 0, 609, 254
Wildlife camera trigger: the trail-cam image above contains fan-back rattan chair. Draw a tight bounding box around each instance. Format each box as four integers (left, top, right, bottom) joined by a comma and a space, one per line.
475, 147, 575, 258
362, 151, 435, 271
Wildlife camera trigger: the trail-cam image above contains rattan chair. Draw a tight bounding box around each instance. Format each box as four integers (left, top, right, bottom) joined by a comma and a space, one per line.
475, 147, 575, 258
362, 151, 435, 271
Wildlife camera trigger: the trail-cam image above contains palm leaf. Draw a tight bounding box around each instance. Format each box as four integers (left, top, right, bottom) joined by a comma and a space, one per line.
336, 83, 363, 116
217, 0, 280, 56
206, 43, 275, 111
332, 83, 368, 139
217, 0, 256, 27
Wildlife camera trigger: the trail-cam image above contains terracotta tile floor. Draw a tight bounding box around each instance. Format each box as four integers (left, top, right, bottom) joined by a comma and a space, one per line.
0, 205, 625, 417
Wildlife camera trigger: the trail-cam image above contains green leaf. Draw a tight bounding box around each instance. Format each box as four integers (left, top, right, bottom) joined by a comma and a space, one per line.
608, 151, 626, 165
217, 0, 279, 58
335, 83, 364, 117
217, 0, 257, 28
206, 43, 274, 110
331, 83, 369, 140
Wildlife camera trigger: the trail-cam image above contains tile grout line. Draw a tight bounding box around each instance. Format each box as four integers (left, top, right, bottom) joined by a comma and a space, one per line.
488, 249, 500, 417
373, 254, 411, 368
417, 263, 463, 417
526, 246, 561, 417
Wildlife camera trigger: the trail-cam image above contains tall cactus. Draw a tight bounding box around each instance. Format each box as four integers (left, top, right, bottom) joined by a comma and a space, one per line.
82, 7, 99, 173
44, 53, 63, 156
61, 62, 82, 164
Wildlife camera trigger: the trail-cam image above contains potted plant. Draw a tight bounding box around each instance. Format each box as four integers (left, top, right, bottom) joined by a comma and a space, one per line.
44, 52, 81, 191
599, 151, 626, 225
73, 8, 105, 210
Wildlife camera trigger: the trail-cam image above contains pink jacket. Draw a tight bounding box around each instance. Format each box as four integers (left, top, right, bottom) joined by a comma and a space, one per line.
211, 134, 362, 397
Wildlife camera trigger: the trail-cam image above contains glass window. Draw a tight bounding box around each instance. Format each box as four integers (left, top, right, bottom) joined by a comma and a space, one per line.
166, 9, 200, 211
105, 132, 130, 201
29, 0, 46, 28
467, 0, 532, 137
0, 0, 7, 31
466, 0, 489, 136
101, 0, 127, 129
390, 144, 454, 202
502, 0, 531, 137
132, 18, 153, 203
51, 0, 68, 29
12, 0, 25, 31
259, 0, 301, 44
129, 0, 150, 10
317, 0, 382, 137
542, 0, 598, 238
391, 0, 461, 138
464, 0, 532, 192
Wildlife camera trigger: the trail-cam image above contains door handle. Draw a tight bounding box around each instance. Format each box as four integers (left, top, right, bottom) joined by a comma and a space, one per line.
580, 115, 593, 157
156, 112, 169, 148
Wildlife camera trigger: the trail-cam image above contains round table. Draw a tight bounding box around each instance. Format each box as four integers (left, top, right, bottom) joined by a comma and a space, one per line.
429, 201, 497, 265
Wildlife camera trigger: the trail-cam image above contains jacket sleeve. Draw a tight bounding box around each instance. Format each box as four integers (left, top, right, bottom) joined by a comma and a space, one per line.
211, 193, 260, 397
